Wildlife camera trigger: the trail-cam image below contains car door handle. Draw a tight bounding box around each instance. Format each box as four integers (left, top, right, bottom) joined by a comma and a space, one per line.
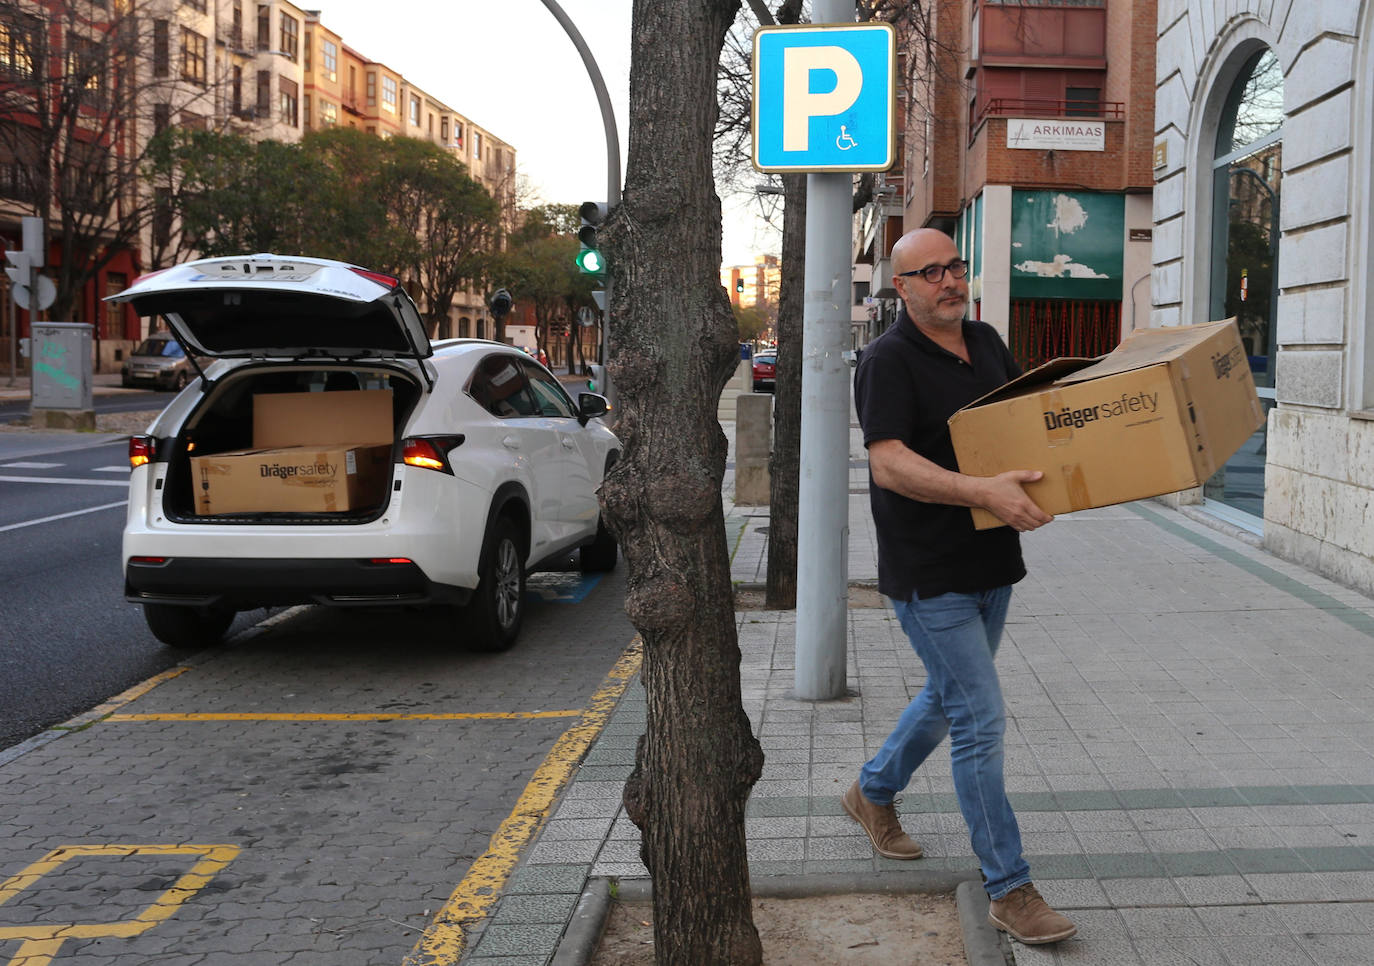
502, 436, 521, 450
560, 438, 576, 450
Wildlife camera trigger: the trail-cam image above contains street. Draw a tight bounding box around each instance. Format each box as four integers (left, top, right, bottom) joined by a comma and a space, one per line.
0, 423, 639, 964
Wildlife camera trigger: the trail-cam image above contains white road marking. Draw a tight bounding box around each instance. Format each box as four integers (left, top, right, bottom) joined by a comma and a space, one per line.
0, 475, 128, 487
0, 500, 128, 532
0, 461, 62, 469
94, 466, 130, 473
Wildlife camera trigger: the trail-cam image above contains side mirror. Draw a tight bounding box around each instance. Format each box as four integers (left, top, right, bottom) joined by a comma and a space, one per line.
577, 391, 610, 425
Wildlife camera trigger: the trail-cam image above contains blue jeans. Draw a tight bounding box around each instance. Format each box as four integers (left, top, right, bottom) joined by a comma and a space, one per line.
859, 586, 1031, 899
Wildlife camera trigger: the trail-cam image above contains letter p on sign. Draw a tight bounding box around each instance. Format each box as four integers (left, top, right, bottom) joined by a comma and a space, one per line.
753, 24, 895, 173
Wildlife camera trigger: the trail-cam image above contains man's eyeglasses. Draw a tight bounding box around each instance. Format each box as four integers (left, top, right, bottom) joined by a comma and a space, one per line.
897, 259, 969, 284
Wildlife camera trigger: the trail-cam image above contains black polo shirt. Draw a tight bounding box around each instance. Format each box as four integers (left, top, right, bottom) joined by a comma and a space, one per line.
854, 309, 1026, 601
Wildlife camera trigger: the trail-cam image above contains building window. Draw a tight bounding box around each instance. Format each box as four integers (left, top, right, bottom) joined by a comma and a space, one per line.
153, 102, 170, 135
319, 99, 336, 126
322, 38, 337, 81
153, 187, 172, 248
232, 65, 242, 115
409, 94, 420, 125
231, 1, 242, 49
66, 33, 103, 106
279, 75, 298, 126
180, 27, 206, 84
381, 75, 397, 112
455, 123, 463, 148
256, 4, 269, 50
182, 0, 207, 11
1206, 45, 1283, 517
152, 19, 169, 77
257, 69, 270, 115
279, 13, 297, 61
1065, 85, 1101, 117
473, 131, 481, 160
366, 71, 375, 106
440, 117, 449, 142
302, 30, 310, 72
103, 273, 128, 339
302, 92, 310, 128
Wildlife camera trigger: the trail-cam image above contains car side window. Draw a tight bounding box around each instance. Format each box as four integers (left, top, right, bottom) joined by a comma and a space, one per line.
522, 360, 576, 418
469, 354, 541, 418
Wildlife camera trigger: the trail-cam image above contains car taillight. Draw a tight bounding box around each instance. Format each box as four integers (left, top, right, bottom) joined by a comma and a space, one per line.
402, 435, 464, 474
129, 435, 157, 467
349, 267, 400, 290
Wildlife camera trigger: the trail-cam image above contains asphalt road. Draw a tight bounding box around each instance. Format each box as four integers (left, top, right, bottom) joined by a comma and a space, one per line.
0, 434, 190, 748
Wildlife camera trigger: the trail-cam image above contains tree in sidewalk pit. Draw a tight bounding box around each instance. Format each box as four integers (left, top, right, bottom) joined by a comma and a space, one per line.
499, 203, 597, 364
145, 129, 334, 260
371, 135, 500, 339
0, 0, 223, 320
599, 1, 764, 964
732, 301, 769, 344
713, 0, 949, 608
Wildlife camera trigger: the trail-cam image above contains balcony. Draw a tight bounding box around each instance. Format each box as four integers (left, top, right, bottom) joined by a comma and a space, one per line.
973, 96, 1122, 130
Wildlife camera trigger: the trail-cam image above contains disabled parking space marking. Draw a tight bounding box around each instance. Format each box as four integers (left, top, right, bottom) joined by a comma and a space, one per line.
0, 844, 240, 966
524, 572, 602, 604
402, 636, 643, 966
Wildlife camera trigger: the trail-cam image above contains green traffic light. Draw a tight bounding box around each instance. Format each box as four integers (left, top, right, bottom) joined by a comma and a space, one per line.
575, 247, 605, 274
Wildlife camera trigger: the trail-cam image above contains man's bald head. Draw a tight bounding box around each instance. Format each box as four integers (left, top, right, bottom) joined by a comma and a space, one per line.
891, 228, 957, 277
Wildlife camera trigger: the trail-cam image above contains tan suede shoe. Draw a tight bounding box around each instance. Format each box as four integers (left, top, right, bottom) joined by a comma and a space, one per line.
988, 883, 1077, 944
841, 780, 923, 859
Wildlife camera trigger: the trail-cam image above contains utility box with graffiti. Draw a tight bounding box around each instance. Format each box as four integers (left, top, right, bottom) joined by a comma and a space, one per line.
31, 323, 94, 423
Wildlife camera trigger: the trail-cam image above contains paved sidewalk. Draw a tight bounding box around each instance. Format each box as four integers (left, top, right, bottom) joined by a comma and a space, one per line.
465, 414, 1374, 966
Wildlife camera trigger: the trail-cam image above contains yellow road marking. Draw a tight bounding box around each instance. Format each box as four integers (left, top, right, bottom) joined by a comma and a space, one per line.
401, 637, 644, 966
0, 844, 240, 966
106, 710, 581, 722
77, 667, 188, 722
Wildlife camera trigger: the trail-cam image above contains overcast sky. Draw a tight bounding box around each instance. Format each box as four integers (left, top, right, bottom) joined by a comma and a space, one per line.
311, 0, 776, 265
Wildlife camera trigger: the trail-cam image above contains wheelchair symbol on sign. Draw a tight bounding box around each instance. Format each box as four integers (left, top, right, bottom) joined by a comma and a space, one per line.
836, 125, 859, 150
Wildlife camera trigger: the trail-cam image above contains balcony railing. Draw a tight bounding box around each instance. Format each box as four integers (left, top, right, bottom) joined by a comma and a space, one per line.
974, 96, 1123, 128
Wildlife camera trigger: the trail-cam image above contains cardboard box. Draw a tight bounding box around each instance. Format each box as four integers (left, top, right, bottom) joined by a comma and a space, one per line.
192, 389, 394, 514
191, 443, 392, 514
950, 319, 1266, 529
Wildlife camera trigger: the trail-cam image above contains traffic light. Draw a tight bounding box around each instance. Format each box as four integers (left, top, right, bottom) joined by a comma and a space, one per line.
4, 249, 30, 303
489, 288, 513, 320
735, 277, 745, 293
575, 201, 607, 275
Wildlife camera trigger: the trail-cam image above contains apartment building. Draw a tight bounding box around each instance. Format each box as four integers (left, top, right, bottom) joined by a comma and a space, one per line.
875, 0, 1157, 374
1151, 1, 1374, 592
0, 0, 518, 370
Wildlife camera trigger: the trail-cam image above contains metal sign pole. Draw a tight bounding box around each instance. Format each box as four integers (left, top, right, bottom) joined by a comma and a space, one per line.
794, 0, 857, 701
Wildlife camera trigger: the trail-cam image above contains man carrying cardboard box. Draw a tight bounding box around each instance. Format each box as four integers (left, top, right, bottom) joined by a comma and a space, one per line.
844, 228, 1076, 945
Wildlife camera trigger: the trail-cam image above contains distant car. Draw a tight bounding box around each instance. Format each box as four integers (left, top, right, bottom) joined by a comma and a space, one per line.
121, 335, 196, 390
752, 352, 777, 392
108, 253, 619, 653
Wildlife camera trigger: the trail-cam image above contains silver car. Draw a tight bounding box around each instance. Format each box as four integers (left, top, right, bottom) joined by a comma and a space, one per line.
121, 335, 196, 390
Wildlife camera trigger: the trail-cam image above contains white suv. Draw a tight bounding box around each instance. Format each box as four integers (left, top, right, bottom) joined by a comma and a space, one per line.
111, 253, 619, 652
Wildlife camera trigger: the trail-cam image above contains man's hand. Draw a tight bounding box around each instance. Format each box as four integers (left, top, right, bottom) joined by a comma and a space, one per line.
977, 470, 1054, 532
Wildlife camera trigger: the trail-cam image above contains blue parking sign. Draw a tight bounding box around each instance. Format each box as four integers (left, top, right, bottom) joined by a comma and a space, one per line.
752, 24, 896, 173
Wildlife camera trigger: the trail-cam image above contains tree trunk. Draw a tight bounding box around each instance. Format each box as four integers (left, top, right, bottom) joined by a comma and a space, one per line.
600, 1, 762, 964
764, 173, 806, 609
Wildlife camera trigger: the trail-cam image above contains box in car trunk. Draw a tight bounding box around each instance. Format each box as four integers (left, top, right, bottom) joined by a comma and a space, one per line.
190, 389, 394, 514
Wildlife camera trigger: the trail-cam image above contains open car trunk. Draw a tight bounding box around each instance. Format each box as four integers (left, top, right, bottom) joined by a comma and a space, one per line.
159, 364, 423, 524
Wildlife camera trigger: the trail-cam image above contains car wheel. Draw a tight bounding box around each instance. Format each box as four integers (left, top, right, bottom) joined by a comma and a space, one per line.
464, 517, 525, 651
174, 370, 189, 390
580, 512, 617, 573
142, 602, 234, 649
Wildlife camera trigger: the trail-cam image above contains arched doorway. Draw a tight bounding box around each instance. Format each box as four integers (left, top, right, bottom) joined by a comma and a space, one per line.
1206, 46, 1283, 518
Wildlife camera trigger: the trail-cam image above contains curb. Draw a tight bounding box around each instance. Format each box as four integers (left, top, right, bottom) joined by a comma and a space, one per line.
553, 870, 1005, 966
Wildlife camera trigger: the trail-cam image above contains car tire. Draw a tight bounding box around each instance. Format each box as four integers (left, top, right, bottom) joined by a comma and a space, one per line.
174, 370, 189, 390
580, 512, 617, 573
464, 517, 525, 651
142, 602, 234, 649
